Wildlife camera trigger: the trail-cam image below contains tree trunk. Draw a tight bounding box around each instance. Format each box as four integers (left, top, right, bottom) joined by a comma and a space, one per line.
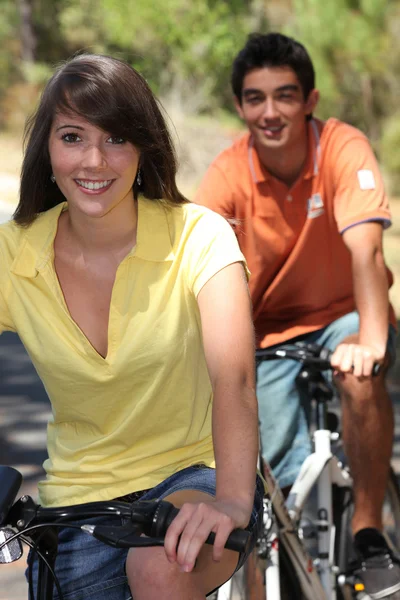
17, 0, 37, 63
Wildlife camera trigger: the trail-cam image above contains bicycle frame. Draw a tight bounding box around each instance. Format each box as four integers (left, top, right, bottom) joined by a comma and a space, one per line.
263, 428, 352, 600
217, 351, 354, 600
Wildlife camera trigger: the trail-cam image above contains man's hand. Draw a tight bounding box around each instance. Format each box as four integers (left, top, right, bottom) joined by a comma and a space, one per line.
330, 342, 384, 378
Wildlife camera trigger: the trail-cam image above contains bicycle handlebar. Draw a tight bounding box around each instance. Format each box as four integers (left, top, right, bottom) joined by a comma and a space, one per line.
80, 499, 250, 553
0, 466, 250, 562
255, 341, 381, 376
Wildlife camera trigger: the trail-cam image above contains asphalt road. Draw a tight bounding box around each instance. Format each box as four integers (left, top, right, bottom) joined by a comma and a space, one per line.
0, 203, 399, 599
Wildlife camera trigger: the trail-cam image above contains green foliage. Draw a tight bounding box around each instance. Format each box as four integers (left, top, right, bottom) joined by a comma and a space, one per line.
2, 0, 400, 188
284, 0, 400, 190
381, 113, 400, 194
58, 0, 254, 111
286, 0, 394, 134
0, 0, 19, 98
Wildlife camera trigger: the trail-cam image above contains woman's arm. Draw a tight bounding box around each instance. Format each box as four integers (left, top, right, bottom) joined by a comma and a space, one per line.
164, 261, 259, 569
198, 261, 258, 518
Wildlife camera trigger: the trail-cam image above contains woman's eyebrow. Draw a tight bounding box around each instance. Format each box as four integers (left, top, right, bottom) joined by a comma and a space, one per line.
55, 124, 85, 132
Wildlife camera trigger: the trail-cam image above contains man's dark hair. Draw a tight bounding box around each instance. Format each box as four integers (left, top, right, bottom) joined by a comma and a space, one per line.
231, 32, 315, 104
15, 53, 187, 226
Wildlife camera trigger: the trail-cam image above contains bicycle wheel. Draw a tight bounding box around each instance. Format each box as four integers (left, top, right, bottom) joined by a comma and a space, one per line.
334, 467, 400, 599
382, 468, 400, 551
278, 541, 304, 600
210, 548, 266, 600
209, 540, 304, 600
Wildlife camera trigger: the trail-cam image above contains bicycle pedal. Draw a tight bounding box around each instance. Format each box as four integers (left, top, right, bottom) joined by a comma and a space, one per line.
338, 575, 372, 600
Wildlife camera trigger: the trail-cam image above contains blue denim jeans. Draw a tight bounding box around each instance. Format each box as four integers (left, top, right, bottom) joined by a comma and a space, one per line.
257, 311, 397, 489
26, 465, 264, 599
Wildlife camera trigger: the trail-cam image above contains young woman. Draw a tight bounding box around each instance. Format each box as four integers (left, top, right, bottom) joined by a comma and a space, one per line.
1, 54, 263, 599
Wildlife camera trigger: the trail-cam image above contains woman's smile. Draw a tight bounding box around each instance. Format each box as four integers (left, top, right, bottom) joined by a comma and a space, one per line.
75, 178, 115, 194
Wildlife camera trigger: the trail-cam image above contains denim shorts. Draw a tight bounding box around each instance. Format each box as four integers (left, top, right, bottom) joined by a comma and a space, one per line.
26, 465, 264, 600
257, 311, 397, 489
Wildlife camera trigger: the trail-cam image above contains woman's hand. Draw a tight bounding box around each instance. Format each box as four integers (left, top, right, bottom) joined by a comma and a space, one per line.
163, 499, 249, 572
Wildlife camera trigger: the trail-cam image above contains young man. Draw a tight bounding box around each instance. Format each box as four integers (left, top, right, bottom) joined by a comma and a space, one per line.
194, 32, 399, 599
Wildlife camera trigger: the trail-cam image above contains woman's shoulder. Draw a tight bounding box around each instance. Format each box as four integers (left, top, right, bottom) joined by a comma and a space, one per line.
0, 204, 63, 264
163, 201, 237, 257
0, 218, 25, 255
170, 200, 232, 232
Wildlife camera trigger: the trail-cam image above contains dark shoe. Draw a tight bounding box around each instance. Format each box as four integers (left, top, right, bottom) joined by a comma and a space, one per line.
348, 528, 400, 600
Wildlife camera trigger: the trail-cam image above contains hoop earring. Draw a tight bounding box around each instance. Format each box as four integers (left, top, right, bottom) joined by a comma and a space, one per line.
50, 174, 56, 183
136, 169, 142, 187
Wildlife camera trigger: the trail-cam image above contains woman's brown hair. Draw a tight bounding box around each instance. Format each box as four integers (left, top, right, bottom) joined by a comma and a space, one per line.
15, 54, 187, 225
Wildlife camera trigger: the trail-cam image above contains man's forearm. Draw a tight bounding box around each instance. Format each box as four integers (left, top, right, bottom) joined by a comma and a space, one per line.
352, 249, 389, 357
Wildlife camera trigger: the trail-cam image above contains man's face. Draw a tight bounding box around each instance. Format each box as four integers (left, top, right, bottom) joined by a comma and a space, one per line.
235, 66, 318, 152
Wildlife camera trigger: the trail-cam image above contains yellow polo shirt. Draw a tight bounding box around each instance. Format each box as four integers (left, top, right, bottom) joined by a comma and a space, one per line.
0, 198, 246, 507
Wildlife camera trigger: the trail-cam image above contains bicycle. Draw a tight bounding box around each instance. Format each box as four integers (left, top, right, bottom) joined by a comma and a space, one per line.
214, 341, 400, 600
0, 465, 250, 600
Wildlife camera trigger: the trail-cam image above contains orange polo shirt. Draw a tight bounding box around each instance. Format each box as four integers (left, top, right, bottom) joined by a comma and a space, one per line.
195, 118, 394, 347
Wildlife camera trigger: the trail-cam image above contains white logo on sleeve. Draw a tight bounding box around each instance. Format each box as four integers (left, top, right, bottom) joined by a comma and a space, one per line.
357, 169, 376, 190
307, 193, 324, 219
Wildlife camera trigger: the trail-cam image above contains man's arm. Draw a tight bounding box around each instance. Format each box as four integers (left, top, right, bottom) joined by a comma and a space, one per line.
331, 221, 389, 377
328, 125, 393, 378
194, 163, 235, 219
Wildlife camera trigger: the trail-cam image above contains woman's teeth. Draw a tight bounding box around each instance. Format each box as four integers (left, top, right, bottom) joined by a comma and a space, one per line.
76, 179, 112, 190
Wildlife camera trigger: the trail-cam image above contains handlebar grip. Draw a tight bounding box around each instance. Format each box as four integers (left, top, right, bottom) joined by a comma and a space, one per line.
372, 362, 381, 376
0, 467, 22, 526
204, 528, 251, 553
151, 500, 251, 553
320, 348, 381, 377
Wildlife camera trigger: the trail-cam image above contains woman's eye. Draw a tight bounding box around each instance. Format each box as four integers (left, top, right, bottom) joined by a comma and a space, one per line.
61, 133, 81, 143
108, 136, 125, 145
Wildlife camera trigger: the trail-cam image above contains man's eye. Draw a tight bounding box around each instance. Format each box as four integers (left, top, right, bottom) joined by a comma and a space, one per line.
246, 97, 263, 105
278, 94, 294, 101
61, 133, 81, 143
108, 136, 125, 144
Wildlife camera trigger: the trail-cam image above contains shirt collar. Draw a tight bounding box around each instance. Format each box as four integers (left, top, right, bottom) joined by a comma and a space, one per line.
134, 196, 175, 262
304, 118, 321, 180
11, 203, 65, 278
11, 196, 175, 278
248, 118, 322, 184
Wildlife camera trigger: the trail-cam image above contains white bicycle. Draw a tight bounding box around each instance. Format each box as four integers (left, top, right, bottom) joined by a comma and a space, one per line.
214, 341, 400, 600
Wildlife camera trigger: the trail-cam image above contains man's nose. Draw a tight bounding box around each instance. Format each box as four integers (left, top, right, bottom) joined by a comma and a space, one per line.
262, 98, 279, 120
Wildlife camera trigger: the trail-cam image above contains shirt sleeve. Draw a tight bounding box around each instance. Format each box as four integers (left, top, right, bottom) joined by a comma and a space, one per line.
0, 247, 15, 333
193, 163, 236, 220
332, 131, 391, 233
185, 209, 249, 297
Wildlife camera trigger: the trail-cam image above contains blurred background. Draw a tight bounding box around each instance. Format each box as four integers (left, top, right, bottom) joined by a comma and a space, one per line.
1, 0, 400, 597
2, 0, 400, 304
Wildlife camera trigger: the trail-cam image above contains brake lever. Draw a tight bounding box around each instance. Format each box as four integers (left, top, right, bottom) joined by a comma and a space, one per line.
81, 522, 165, 548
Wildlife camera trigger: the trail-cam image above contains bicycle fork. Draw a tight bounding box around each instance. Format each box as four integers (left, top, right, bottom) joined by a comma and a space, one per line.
315, 430, 336, 600
266, 529, 280, 599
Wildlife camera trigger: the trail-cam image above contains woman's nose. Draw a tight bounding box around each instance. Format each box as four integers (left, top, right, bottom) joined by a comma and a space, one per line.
82, 144, 107, 169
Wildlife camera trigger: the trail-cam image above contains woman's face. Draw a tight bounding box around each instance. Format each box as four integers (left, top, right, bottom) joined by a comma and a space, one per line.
48, 112, 140, 218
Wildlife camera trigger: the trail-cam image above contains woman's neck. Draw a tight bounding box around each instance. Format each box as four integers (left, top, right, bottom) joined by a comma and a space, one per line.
62, 197, 138, 260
